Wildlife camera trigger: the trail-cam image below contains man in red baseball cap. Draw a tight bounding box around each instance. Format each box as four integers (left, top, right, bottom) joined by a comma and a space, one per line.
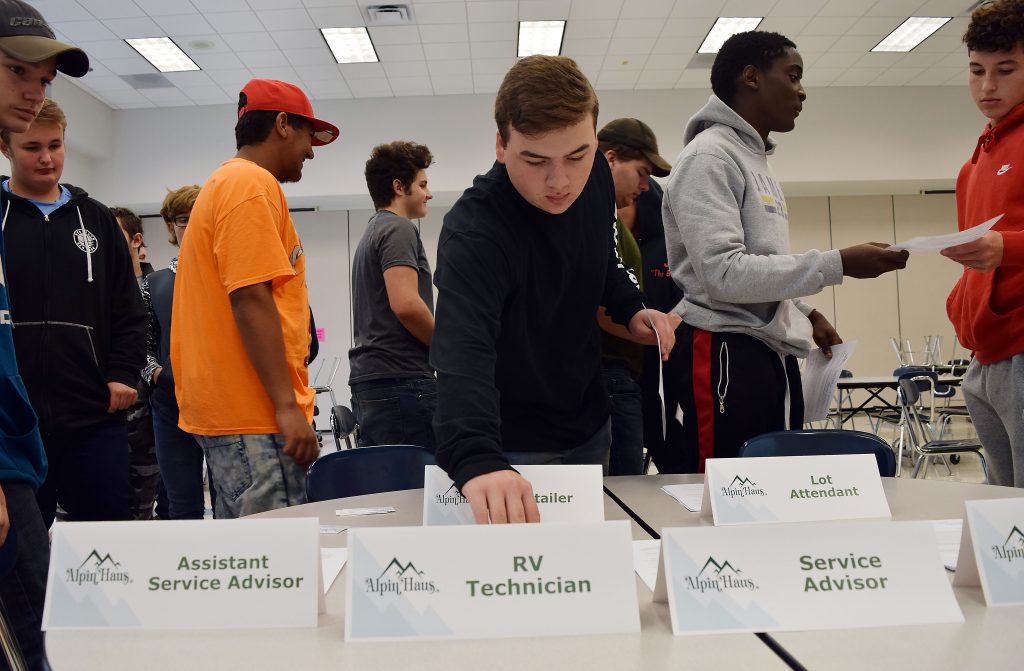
171, 80, 338, 517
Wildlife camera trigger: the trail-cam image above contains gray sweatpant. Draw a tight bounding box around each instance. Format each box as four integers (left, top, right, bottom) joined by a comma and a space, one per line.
962, 354, 1024, 488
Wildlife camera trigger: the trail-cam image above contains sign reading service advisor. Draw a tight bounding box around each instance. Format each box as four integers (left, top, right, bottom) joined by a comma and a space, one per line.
422, 464, 604, 524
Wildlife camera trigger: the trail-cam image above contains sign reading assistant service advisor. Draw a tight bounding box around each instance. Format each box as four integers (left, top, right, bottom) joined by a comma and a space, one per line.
43, 519, 319, 629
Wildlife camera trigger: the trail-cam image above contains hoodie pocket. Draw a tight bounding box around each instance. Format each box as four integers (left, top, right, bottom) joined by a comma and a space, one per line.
0, 374, 40, 439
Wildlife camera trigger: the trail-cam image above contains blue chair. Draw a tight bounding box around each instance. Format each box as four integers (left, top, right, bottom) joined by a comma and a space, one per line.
305, 444, 436, 501
739, 429, 896, 477
0, 526, 29, 669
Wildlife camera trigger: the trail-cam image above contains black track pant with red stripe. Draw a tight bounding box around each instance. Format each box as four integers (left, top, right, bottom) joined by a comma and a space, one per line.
660, 324, 804, 473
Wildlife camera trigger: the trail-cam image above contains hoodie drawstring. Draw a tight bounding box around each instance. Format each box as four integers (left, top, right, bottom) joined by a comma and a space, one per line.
77, 206, 93, 283
1, 200, 9, 232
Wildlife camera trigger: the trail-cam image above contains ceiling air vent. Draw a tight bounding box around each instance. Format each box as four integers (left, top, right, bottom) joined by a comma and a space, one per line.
365, 4, 414, 25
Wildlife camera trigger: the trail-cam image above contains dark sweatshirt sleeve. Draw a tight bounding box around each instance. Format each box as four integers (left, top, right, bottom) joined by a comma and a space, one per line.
430, 227, 516, 490
601, 213, 646, 326
104, 207, 147, 387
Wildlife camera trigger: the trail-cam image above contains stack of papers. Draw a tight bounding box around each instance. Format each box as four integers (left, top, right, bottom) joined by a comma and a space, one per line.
660, 484, 704, 512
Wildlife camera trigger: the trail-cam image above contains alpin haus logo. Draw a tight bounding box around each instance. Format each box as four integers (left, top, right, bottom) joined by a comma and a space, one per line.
65, 549, 132, 586
683, 556, 757, 593
435, 483, 467, 506
721, 475, 766, 498
73, 228, 99, 254
991, 525, 1024, 563
364, 557, 437, 596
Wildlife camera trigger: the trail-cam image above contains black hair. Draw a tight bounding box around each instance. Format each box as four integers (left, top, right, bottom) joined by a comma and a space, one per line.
234, 92, 312, 149
710, 31, 797, 106
964, 0, 1024, 53
364, 141, 434, 210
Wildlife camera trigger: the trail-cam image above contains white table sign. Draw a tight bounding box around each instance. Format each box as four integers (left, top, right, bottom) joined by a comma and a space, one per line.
701, 454, 891, 525
422, 464, 604, 525
654, 521, 962, 634
345, 521, 639, 641
43, 519, 319, 630
954, 498, 1024, 606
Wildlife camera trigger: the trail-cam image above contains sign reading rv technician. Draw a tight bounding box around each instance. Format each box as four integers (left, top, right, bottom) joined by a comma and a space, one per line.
345, 522, 640, 641
422, 464, 604, 525
42, 519, 319, 630
701, 454, 891, 525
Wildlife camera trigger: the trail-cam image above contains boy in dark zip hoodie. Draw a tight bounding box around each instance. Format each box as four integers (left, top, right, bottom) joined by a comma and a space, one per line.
0, 1, 90, 668
662, 31, 909, 471
1, 98, 145, 526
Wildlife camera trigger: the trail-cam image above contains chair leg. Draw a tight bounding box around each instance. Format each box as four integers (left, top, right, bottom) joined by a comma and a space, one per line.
978, 452, 989, 484
911, 454, 927, 479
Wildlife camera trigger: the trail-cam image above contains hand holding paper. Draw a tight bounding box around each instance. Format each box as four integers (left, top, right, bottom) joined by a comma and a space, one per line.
941, 230, 1004, 271
839, 243, 909, 278
890, 213, 1003, 252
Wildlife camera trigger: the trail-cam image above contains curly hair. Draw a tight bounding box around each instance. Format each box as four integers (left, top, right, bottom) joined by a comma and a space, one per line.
711, 31, 797, 106
364, 141, 434, 210
964, 0, 1024, 52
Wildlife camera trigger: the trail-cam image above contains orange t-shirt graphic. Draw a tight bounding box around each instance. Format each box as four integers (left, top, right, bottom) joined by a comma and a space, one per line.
171, 158, 313, 435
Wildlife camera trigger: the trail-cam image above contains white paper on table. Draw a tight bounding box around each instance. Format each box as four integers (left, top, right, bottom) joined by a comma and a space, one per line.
889, 213, 1003, 251
801, 341, 856, 423
320, 548, 348, 595
335, 506, 395, 517
931, 518, 963, 571
661, 483, 704, 512
632, 539, 660, 592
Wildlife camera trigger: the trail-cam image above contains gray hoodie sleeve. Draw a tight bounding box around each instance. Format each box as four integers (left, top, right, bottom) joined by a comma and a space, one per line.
666, 151, 843, 304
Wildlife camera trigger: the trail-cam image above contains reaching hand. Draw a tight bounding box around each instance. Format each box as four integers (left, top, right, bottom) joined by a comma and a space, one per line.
461, 470, 541, 524
941, 231, 1003, 272
839, 243, 909, 279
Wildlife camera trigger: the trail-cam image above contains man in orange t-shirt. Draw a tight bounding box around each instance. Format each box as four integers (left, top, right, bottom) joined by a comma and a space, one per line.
171, 79, 339, 517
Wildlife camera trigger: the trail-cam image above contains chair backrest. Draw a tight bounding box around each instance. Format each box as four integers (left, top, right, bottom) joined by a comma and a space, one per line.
330, 405, 357, 438
305, 445, 437, 501
898, 378, 936, 445
738, 429, 896, 477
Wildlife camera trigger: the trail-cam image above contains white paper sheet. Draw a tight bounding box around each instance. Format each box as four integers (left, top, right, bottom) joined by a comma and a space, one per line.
801, 341, 857, 423
889, 213, 1003, 251
660, 483, 704, 512
320, 547, 348, 595
632, 539, 660, 592
931, 518, 963, 571
335, 506, 395, 517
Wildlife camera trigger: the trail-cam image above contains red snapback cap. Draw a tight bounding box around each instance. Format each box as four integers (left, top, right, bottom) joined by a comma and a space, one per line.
238, 79, 339, 146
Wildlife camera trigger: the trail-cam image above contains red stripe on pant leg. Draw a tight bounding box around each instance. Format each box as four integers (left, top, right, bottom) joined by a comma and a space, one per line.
692, 328, 714, 472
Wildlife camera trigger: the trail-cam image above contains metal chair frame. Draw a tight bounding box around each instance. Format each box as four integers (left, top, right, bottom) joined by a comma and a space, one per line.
898, 377, 989, 482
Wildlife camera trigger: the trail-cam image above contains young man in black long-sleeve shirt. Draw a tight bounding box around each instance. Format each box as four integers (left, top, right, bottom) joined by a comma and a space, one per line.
431, 56, 676, 524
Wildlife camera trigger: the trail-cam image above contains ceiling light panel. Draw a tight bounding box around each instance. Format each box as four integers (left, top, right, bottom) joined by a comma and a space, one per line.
321, 27, 379, 64
872, 17, 952, 53
518, 21, 565, 57
124, 37, 199, 73
698, 17, 763, 54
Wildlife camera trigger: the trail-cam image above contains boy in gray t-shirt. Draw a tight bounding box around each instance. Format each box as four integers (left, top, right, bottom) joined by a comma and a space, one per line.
349, 141, 437, 450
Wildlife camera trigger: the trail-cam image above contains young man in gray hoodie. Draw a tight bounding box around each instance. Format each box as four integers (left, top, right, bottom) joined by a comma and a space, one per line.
662, 31, 909, 472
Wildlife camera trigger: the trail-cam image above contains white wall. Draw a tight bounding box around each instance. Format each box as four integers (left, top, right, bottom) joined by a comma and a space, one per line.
62, 84, 986, 214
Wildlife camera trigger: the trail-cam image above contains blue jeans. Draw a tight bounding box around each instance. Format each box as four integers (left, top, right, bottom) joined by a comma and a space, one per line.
351, 377, 437, 452
602, 361, 645, 475
195, 433, 306, 519
0, 480, 49, 671
151, 389, 209, 520
504, 420, 611, 472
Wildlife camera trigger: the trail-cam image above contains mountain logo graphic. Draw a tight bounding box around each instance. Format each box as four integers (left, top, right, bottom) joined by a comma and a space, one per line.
379, 558, 425, 579
1003, 526, 1024, 548
79, 550, 120, 570
434, 483, 468, 506
729, 476, 756, 487
698, 557, 743, 578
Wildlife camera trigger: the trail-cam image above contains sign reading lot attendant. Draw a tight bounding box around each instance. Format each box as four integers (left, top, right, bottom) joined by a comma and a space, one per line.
43, 519, 319, 629
423, 464, 604, 525
346, 521, 639, 640
702, 454, 891, 525
954, 498, 1024, 606
654, 521, 962, 634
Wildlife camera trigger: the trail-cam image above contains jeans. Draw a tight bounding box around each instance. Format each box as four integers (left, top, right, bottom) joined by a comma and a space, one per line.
195, 432, 306, 518
601, 361, 645, 475
351, 377, 437, 452
504, 420, 611, 472
151, 389, 209, 519
0, 480, 49, 671
35, 419, 133, 526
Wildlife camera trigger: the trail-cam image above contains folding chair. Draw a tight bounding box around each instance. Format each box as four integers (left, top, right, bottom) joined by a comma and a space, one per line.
739, 429, 896, 477
305, 444, 436, 501
898, 378, 989, 482
330, 404, 357, 450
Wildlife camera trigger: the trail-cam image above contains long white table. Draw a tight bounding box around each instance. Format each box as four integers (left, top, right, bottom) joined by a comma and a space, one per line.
45, 488, 790, 671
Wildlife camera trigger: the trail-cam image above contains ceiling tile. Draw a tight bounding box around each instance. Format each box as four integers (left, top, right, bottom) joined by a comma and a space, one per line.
800, 16, 858, 35
769, 0, 828, 16
306, 6, 363, 26
73, 39, 136, 60
793, 35, 838, 52
828, 34, 882, 52
619, 0, 676, 20
99, 89, 151, 106
569, 0, 622, 20
190, 51, 246, 70
414, 2, 467, 24
303, 79, 352, 99
430, 75, 473, 93
206, 68, 253, 88
565, 20, 615, 40
153, 14, 217, 37
294, 64, 342, 81
103, 56, 156, 75
847, 16, 903, 37
472, 56, 515, 74
427, 59, 471, 77
563, 38, 611, 57
472, 72, 503, 93
256, 9, 315, 31
76, 0, 145, 19
914, 0, 973, 15
570, 55, 604, 80
423, 42, 471, 60
50, 20, 118, 42
176, 35, 233, 54
161, 70, 216, 87
204, 12, 266, 34
635, 69, 680, 88
817, 0, 874, 16
283, 47, 334, 66
246, 0, 304, 10
608, 37, 655, 54
103, 17, 164, 38
242, 50, 290, 68
185, 86, 235, 104
388, 77, 434, 96
31, 1, 93, 22
519, 0, 571, 21
339, 63, 385, 79
375, 43, 427, 61
383, 61, 429, 78
248, 65, 300, 82
190, 0, 249, 10
222, 32, 278, 52
612, 18, 663, 39
864, 0, 921, 16
133, 0, 198, 16
601, 54, 647, 71
77, 74, 133, 92
853, 52, 905, 68
720, 0, 777, 15
671, 1, 725, 17
596, 70, 640, 89
419, 23, 469, 43
346, 78, 393, 98
675, 69, 712, 87
833, 66, 886, 84
872, 67, 925, 85
758, 17, 812, 36
810, 51, 862, 69
659, 18, 718, 38
906, 67, 963, 86
368, 25, 422, 46
468, 21, 517, 42
271, 29, 323, 50
467, 1, 518, 23
470, 41, 515, 58
801, 67, 846, 85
